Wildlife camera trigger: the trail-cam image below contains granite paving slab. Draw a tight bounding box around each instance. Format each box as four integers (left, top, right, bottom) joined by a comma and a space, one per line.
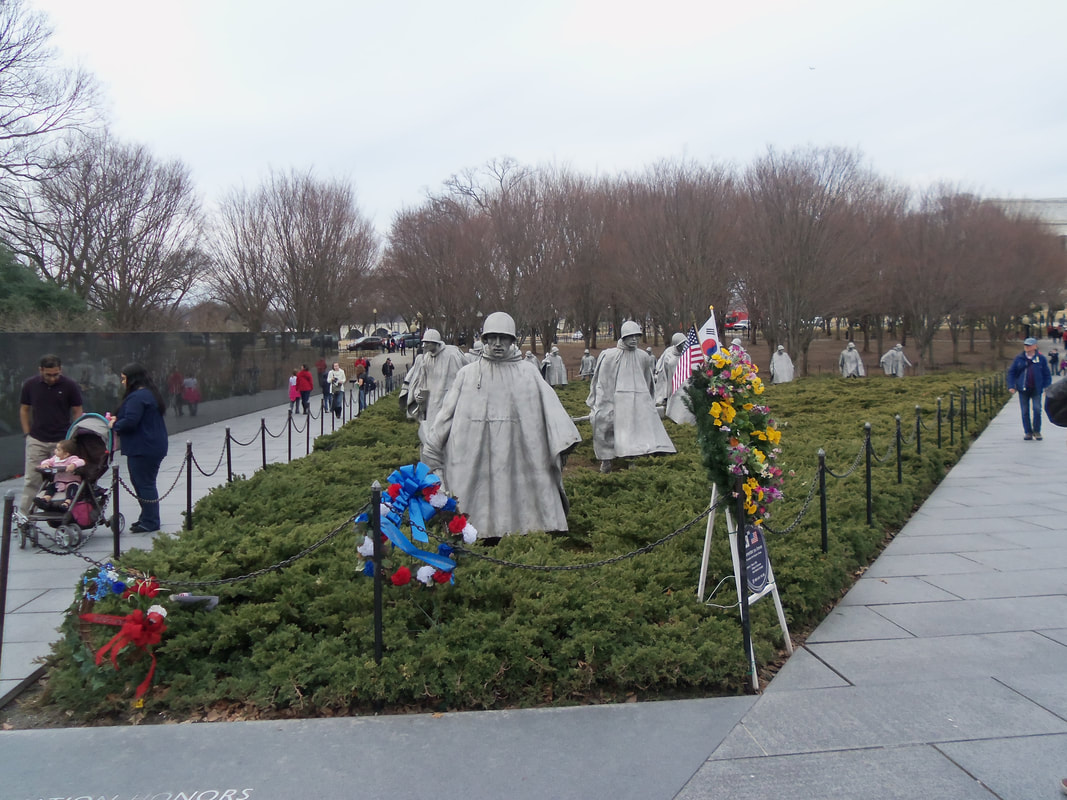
897, 515, 1052, 536
872, 595, 1067, 637
807, 631, 1067, 686
804, 605, 914, 643
762, 647, 850, 693
837, 576, 961, 605
710, 678, 1067, 756
936, 733, 1067, 800
0, 696, 756, 800
995, 671, 1067, 719
684, 745, 995, 800
880, 531, 1018, 555
863, 552, 992, 578
923, 568, 1067, 599
961, 546, 1067, 571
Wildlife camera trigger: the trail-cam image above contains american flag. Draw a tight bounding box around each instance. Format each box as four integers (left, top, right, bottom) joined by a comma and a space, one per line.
672, 325, 703, 395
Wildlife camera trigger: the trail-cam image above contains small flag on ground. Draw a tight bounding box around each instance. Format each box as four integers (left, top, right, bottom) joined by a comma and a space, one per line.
697, 307, 721, 360
672, 325, 703, 395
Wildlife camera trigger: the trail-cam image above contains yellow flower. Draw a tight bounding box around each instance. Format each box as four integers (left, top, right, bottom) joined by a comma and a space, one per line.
731, 365, 745, 380
766, 426, 781, 445
743, 403, 754, 411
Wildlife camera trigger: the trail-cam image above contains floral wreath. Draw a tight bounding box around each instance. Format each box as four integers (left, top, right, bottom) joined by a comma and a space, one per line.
687, 343, 785, 523
354, 462, 478, 587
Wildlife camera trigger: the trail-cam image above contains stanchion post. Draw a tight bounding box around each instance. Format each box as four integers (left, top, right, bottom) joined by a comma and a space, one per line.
287, 410, 293, 463
864, 422, 873, 527
111, 465, 121, 560
915, 405, 922, 455
185, 441, 193, 531
936, 397, 942, 449
818, 449, 828, 554
371, 481, 384, 668
949, 394, 955, 446
895, 414, 902, 484
225, 428, 233, 483
306, 411, 311, 455
960, 387, 967, 438
733, 477, 754, 692
260, 418, 267, 469
0, 492, 14, 678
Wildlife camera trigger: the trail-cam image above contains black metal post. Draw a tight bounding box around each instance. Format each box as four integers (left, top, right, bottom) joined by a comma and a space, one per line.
306, 412, 311, 455
818, 449, 828, 554
733, 477, 754, 692
960, 387, 967, 438
915, 405, 922, 455
936, 397, 942, 449
0, 492, 14, 679
287, 410, 293, 463
949, 394, 955, 446
226, 428, 233, 483
260, 418, 267, 469
111, 465, 121, 560
185, 441, 193, 531
865, 422, 873, 526
895, 414, 902, 484
371, 481, 384, 667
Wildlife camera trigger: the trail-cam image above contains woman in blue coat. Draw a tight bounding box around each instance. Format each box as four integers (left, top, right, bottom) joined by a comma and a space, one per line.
110, 362, 169, 533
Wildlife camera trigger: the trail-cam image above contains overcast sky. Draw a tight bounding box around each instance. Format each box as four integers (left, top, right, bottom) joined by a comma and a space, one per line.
29, 0, 1067, 232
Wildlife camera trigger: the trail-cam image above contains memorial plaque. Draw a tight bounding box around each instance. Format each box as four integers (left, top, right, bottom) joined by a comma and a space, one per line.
745, 523, 769, 593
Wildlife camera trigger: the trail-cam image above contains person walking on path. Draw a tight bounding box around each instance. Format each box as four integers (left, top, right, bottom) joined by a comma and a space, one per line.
296, 365, 314, 414
109, 363, 169, 533
18, 354, 84, 515
381, 358, 396, 392
1007, 337, 1052, 440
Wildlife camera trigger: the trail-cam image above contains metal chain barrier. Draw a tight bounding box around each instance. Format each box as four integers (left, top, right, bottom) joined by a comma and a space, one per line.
263, 419, 288, 439
414, 501, 719, 572
867, 436, 894, 464
824, 441, 866, 478
191, 439, 228, 477
763, 471, 819, 535
228, 429, 260, 447
117, 459, 187, 504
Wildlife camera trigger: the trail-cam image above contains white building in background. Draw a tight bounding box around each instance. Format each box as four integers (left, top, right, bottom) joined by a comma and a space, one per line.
990, 198, 1067, 243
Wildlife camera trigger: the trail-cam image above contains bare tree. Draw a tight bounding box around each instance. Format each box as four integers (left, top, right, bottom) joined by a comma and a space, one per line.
737, 146, 888, 373
264, 169, 380, 335
616, 159, 738, 343
6, 132, 206, 329
207, 186, 277, 332
0, 0, 98, 224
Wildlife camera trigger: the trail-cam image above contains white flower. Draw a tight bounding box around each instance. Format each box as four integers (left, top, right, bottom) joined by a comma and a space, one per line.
147, 604, 167, 618
416, 565, 436, 585
462, 523, 478, 544
357, 535, 375, 558
427, 489, 448, 509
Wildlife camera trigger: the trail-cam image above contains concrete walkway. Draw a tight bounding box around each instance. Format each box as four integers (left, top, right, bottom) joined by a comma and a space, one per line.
3, 393, 1067, 799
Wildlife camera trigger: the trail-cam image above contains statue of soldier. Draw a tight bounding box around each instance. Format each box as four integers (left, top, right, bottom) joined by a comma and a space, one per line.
654, 332, 696, 425
587, 320, 676, 473
839, 341, 866, 378
423, 312, 581, 539
770, 345, 795, 384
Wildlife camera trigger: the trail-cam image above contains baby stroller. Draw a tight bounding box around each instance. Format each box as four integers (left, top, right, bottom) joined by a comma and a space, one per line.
17, 413, 126, 551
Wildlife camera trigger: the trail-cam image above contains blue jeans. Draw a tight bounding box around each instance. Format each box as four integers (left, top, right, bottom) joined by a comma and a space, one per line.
127, 453, 163, 530
1017, 390, 1042, 435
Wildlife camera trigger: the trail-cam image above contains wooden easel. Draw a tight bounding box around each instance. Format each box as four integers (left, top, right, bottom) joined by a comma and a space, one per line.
697, 485, 793, 691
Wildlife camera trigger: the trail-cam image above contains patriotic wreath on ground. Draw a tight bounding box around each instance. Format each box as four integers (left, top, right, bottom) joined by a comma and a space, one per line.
354, 462, 477, 587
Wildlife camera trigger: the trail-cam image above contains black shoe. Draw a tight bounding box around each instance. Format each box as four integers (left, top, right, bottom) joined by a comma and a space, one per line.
130, 522, 160, 534
1034, 432, 1044, 440
1024, 434, 1033, 440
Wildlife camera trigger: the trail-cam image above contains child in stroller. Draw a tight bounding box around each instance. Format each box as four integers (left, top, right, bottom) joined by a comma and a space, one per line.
33, 438, 86, 511
17, 414, 123, 550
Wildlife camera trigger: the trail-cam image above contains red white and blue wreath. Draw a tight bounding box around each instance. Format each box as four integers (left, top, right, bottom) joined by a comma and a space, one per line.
354, 462, 477, 587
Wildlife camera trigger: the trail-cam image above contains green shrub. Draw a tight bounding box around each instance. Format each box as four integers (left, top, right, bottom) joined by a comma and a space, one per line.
42, 372, 1004, 720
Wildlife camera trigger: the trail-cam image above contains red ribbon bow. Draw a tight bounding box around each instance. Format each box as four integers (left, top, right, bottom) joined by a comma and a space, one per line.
80, 608, 167, 699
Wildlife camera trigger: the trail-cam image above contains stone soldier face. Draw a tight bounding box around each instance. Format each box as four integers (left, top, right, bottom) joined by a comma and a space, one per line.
424, 342, 442, 357
622, 334, 640, 351
484, 334, 514, 360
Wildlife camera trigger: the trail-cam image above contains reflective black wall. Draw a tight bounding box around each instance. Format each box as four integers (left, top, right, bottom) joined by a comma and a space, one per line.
1, 332, 335, 479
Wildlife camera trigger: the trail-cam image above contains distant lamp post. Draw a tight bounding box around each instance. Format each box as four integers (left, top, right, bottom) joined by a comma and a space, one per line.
373, 308, 377, 333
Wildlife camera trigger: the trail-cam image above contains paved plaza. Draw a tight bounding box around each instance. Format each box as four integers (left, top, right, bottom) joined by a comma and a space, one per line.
2, 385, 1067, 799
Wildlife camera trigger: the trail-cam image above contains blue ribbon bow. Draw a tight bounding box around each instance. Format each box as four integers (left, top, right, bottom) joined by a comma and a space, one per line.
359, 462, 456, 575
